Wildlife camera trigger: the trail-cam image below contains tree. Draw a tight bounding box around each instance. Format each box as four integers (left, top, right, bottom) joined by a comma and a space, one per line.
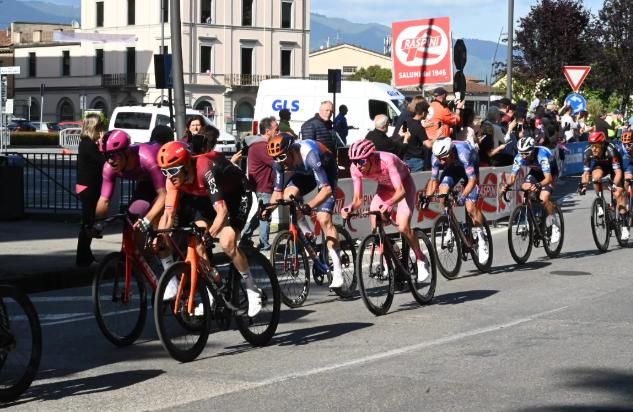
514, 0, 595, 97
348, 65, 392, 84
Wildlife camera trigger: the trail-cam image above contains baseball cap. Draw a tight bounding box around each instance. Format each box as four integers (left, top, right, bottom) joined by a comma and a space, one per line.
433, 87, 447, 97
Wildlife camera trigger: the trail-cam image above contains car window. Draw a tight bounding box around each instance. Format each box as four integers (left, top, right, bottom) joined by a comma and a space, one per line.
113, 112, 152, 130
156, 115, 171, 127
368, 99, 390, 121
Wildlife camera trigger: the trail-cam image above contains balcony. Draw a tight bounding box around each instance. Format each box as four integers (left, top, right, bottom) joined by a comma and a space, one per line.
102, 73, 149, 89
224, 74, 275, 87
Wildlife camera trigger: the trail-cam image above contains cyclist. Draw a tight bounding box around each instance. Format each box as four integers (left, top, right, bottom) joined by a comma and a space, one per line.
578, 131, 627, 239
262, 133, 345, 289
340, 139, 430, 281
420, 137, 490, 263
155, 141, 262, 317
500, 136, 561, 243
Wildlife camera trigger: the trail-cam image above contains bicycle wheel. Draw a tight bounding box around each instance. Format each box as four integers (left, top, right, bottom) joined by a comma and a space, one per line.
432, 215, 462, 279
507, 205, 533, 264
616, 209, 633, 248
0, 285, 42, 403
233, 250, 281, 346
356, 234, 394, 316
329, 226, 357, 299
92, 252, 147, 347
590, 197, 610, 252
154, 262, 210, 363
543, 204, 565, 258
404, 229, 437, 305
468, 215, 493, 273
271, 230, 310, 308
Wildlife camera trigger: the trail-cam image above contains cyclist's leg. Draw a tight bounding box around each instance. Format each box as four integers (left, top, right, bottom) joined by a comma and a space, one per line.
286, 175, 314, 236
395, 177, 430, 280
591, 167, 605, 193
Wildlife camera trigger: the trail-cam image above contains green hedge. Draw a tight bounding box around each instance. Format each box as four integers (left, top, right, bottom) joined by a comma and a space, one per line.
10, 132, 60, 146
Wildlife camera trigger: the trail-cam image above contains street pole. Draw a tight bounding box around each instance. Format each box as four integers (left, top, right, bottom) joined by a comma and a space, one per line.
0, 76, 4, 153
169, 0, 186, 134
506, 0, 514, 100
160, 0, 165, 105
40, 84, 44, 123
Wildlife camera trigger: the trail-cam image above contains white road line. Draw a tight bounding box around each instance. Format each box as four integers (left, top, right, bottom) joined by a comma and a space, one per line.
40, 308, 140, 327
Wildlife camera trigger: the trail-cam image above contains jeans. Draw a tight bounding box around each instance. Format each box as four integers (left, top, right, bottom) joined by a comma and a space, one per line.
240, 192, 271, 250
404, 157, 424, 172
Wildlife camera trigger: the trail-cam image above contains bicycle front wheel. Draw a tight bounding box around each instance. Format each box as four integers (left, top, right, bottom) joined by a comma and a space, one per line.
356, 234, 394, 316
92, 252, 147, 347
468, 215, 493, 272
271, 230, 310, 308
432, 215, 462, 279
616, 210, 633, 248
154, 262, 210, 363
233, 249, 281, 346
404, 229, 437, 305
590, 197, 610, 252
0, 285, 42, 403
508, 205, 533, 264
543, 204, 565, 258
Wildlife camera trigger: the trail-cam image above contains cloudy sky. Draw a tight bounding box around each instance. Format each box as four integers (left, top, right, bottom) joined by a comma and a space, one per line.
312, 0, 605, 42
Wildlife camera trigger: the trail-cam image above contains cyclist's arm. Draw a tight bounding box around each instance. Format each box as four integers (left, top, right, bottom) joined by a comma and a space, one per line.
426, 156, 440, 196
158, 181, 178, 230
459, 150, 477, 198
386, 163, 406, 205
537, 154, 553, 186
611, 148, 623, 186
144, 188, 166, 223
348, 166, 363, 211
582, 149, 591, 185
305, 151, 333, 210
505, 156, 522, 188
201, 165, 228, 237
96, 167, 116, 218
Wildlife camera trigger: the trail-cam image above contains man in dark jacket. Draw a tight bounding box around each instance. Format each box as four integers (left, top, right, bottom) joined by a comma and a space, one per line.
403, 101, 430, 171
300, 100, 337, 153
365, 114, 410, 157
333, 104, 349, 144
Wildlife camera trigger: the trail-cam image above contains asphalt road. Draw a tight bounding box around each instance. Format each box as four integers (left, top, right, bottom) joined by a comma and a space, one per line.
4, 187, 633, 411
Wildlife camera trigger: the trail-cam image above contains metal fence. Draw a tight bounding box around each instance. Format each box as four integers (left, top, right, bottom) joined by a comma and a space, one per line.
59, 128, 82, 150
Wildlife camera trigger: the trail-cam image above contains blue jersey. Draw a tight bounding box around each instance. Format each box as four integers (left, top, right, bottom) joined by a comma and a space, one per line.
617, 141, 633, 173
511, 146, 557, 175
431, 141, 478, 181
272, 139, 335, 191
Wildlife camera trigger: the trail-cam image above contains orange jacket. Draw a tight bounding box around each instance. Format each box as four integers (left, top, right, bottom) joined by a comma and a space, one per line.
426, 100, 461, 140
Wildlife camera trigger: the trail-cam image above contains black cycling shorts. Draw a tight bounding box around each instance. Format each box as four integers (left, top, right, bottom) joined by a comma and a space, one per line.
177, 191, 251, 232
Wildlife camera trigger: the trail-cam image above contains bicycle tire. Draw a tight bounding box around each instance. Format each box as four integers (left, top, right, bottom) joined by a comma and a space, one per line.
507, 205, 533, 264
356, 234, 394, 316
432, 215, 462, 279
590, 197, 610, 252
92, 252, 147, 347
330, 226, 357, 299
233, 249, 281, 346
154, 262, 210, 363
0, 285, 42, 403
468, 215, 493, 273
405, 229, 437, 305
616, 210, 633, 248
271, 230, 310, 308
543, 204, 565, 258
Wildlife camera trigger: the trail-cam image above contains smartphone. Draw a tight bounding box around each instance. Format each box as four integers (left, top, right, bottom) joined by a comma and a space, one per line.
402, 122, 408, 133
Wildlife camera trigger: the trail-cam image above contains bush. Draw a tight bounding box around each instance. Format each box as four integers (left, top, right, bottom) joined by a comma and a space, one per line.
10, 132, 59, 146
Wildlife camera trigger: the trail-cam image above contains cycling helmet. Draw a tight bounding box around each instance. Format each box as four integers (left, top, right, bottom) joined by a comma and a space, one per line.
588, 131, 606, 144
348, 139, 376, 160
157, 141, 191, 168
621, 131, 633, 144
517, 136, 535, 153
100, 129, 131, 153
432, 138, 453, 158
267, 133, 294, 158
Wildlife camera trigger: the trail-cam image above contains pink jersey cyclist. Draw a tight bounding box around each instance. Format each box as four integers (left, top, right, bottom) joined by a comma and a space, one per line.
350, 151, 416, 218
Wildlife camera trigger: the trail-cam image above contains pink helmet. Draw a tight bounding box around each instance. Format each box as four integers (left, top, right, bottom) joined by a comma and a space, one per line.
100, 129, 131, 153
348, 139, 376, 160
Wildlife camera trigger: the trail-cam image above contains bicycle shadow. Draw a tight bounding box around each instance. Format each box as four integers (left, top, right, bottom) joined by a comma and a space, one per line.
488, 261, 552, 274
5, 369, 164, 407
433, 289, 498, 305
542, 249, 601, 260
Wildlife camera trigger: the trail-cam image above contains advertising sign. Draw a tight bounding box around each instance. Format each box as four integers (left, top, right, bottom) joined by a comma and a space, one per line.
392, 17, 452, 87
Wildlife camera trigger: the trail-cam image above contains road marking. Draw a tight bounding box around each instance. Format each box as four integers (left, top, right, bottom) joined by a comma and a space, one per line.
39, 308, 140, 327
30, 296, 93, 302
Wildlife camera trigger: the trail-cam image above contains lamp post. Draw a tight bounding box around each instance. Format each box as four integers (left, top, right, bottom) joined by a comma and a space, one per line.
506, 0, 514, 100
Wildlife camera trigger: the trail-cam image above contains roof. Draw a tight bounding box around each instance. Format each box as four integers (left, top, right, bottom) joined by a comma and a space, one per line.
310, 43, 390, 60
398, 79, 502, 95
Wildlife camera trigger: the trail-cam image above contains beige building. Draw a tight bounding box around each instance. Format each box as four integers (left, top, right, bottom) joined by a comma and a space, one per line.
12, 0, 310, 133
309, 43, 391, 79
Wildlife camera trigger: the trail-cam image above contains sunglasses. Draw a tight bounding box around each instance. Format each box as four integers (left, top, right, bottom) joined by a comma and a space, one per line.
352, 158, 368, 168
519, 151, 532, 158
105, 151, 124, 161
161, 165, 184, 177
273, 154, 287, 163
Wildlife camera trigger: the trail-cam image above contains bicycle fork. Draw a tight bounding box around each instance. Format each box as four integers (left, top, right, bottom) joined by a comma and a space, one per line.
174, 235, 199, 316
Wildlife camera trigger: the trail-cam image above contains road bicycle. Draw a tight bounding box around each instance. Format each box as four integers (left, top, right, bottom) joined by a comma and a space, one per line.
0, 285, 42, 403
347, 211, 436, 316
265, 196, 356, 308
503, 187, 564, 264
582, 178, 633, 252
425, 192, 493, 279
153, 224, 281, 363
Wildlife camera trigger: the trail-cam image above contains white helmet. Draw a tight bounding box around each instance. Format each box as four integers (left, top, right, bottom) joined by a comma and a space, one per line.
517, 136, 535, 154
432, 138, 453, 158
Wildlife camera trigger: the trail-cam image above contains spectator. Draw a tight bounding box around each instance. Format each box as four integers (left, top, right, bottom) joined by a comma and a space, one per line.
476, 122, 507, 167
301, 100, 337, 153
457, 107, 478, 152
365, 114, 409, 156
498, 98, 514, 129
75, 113, 106, 266
278, 108, 296, 137
189, 124, 220, 154
594, 112, 613, 138
559, 105, 578, 142
181, 114, 205, 143
425, 87, 464, 141
403, 101, 430, 172
392, 95, 424, 140
334, 104, 349, 145
150, 124, 174, 146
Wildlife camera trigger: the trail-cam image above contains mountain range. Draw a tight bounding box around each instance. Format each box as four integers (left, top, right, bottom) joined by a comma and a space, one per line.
1, 1, 505, 80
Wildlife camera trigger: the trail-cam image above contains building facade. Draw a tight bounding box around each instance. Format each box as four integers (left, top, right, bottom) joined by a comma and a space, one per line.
309, 43, 391, 79
12, 0, 310, 133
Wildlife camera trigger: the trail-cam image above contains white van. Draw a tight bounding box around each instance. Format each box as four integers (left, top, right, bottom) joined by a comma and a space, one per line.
109, 105, 237, 152
253, 79, 405, 145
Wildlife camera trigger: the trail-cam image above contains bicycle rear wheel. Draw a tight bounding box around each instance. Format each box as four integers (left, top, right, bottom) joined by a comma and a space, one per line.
508, 205, 533, 264
590, 197, 610, 252
329, 226, 357, 299
233, 250, 281, 346
92, 252, 147, 347
543, 204, 565, 258
0, 285, 42, 403
616, 210, 633, 248
404, 229, 437, 305
356, 234, 394, 316
468, 215, 493, 273
432, 215, 462, 279
154, 262, 210, 363
271, 230, 310, 308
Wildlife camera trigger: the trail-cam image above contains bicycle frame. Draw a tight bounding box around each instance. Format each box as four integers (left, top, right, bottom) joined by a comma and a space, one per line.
435, 193, 473, 250
513, 189, 547, 240
347, 211, 403, 276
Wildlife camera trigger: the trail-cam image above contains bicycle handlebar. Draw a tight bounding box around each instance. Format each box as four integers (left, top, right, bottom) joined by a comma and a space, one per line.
343, 210, 390, 232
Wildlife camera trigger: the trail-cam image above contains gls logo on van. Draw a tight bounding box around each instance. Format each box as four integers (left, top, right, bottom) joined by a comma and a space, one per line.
272, 100, 300, 112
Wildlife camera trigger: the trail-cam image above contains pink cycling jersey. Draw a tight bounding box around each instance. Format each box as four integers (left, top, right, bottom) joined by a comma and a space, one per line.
100, 143, 165, 200
350, 151, 416, 217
